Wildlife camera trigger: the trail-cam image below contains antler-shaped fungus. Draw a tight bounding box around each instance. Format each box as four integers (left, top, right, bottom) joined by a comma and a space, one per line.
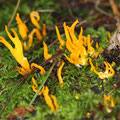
0, 26, 31, 72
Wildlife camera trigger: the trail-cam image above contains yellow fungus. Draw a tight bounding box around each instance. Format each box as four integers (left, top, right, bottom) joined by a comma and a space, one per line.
42, 86, 55, 111
104, 94, 115, 113
86, 112, 91, 118
43, 42, 52, 60
75, 93, 79, 99
31, 63, 46, 75
57, 61, 65, 87
89, 58, 115, 79
55, 26, 65, 49
108, 33, 111, 39
42, 24, 47, 37
87, 35, 95, 56
32, 77, 44, 96
51, 95, 59, 109
0, 26, 31, 73
17, 67, 28, 76
30, 11, 41, 29
112, 61, 115, 67
32, 79, 59, 112
16, 13, 28, 39
67, 19, 79, 44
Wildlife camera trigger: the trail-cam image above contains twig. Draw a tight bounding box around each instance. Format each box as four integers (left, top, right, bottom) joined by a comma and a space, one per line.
109, 0, 120, 27
0, 79, 22, 92
7, 0, 21, 28
36, 9, 55, 13
29, 61, 56, 105
0, 0, 4, 4
108, 82, 120, 95
95, 0, 112, 17
62, 0, 75, 18
109, 0, 120, 16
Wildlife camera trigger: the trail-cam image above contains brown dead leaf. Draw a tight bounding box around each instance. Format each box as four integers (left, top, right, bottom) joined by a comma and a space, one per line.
7, 105, 34, 120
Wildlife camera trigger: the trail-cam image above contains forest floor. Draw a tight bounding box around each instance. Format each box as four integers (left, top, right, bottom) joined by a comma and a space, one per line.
0, 0, 120, 120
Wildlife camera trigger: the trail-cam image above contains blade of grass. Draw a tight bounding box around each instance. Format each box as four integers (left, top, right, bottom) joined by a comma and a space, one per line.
29, 61, 56, 105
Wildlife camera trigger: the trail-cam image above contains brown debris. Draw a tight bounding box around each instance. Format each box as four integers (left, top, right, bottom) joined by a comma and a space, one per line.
8, 105, 34, 120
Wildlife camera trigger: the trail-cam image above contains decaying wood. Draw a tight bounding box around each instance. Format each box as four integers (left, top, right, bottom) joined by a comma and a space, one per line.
108, 27, 120, 51
107, 0, 120, 51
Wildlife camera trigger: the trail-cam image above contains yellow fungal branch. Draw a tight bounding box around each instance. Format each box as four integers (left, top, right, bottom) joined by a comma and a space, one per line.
87, 34, 98, 58
18, 60, 46, 74
32, 78, 59, 111
30, 11, 41, 29
17, 67, 28, 76
103, 94, 115, 113
55, 26, 65, 49
106, 33, 111, 42
89, 58, 115, 79
16, 13, 28, 39
32, 77, 43, 96
23, 29, 43, 51
42, 86, 59, 111
31, 63, 46, 75
75, 93, 79, 99
57, 61, 65, 87
51, 95, 59, 110
43, 42, 52, 60
17, 60, 45, 76
42, 24, 47, 37
43, 86, 55, 111
89, 58, 96, 71
67, 19, 79, 45
104, 94, 115, 107
0, 26, 31, 73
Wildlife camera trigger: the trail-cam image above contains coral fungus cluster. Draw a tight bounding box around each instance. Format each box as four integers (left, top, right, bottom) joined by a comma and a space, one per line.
0, 11, 115, 114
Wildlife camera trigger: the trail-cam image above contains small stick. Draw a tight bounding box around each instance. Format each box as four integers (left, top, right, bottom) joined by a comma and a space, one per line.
108, 82, 120, 95
95, 0, 112, 17
36, 9, 55, 13
109, 0, 120, 16
7, 0, 21, 28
